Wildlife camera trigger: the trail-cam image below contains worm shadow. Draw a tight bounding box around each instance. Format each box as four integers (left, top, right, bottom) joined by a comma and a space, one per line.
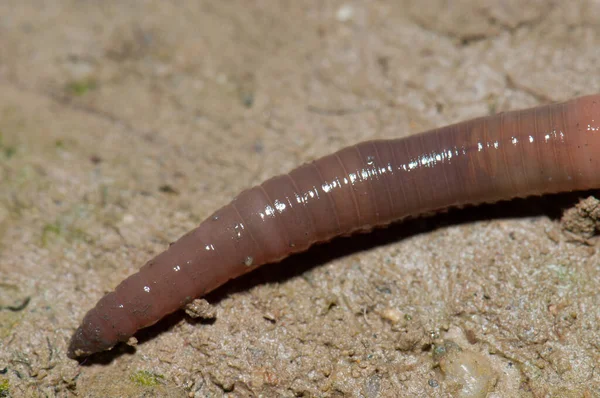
79, 189, 598, 365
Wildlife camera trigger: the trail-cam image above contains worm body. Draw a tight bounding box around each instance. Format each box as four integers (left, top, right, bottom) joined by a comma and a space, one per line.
68, 95, 600, 359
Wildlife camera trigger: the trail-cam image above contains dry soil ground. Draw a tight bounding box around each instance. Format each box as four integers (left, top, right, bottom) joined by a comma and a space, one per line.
1, 1, 600, 397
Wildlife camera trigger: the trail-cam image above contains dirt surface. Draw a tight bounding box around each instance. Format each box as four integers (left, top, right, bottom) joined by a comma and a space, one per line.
1, 1, 600, 397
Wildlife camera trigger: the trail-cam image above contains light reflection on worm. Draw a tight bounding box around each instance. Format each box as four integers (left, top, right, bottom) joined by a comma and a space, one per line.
68, 95, 600, 359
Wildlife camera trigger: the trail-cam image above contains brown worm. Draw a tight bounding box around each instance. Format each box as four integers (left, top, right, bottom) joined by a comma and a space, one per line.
68, 95, 600, 359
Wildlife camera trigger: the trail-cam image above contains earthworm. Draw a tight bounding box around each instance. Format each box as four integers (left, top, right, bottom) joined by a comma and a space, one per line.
68, 94, 600, 359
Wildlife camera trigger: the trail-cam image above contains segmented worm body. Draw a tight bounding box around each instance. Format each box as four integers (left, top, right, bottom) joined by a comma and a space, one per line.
68, 95, 600, 358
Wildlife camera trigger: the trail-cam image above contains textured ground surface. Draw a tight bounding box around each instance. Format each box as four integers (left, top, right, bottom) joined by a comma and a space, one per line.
1, 1, 600, 397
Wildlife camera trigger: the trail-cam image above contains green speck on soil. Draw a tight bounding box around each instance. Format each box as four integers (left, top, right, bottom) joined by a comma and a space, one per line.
548, 263, 574, 283
3, 147, 16, 158
0, 312, 25, 339
0, 130, 17, 159
41, 219, 93, 247
55, 138, 77, 151
130, 370, 164, 387
0, 378, 9, 398
433, 344, 447, 358
240, 92, 254, 108
41, 222, 62, 246
66, 79, 97, 96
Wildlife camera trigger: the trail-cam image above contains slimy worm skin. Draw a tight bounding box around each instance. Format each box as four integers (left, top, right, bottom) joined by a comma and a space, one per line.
68, 95, 600, 359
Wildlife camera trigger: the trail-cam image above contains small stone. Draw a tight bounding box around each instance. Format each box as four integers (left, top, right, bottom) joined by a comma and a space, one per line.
185, 299, 217, 319
336, 4, 354, 22
127, 336, 138, 347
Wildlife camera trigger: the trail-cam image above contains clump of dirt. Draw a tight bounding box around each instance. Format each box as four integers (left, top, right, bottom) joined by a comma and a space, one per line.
561, 196, 600, 238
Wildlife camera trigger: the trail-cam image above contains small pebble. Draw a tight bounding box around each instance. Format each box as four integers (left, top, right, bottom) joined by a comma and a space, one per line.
336, 4, 354, 22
